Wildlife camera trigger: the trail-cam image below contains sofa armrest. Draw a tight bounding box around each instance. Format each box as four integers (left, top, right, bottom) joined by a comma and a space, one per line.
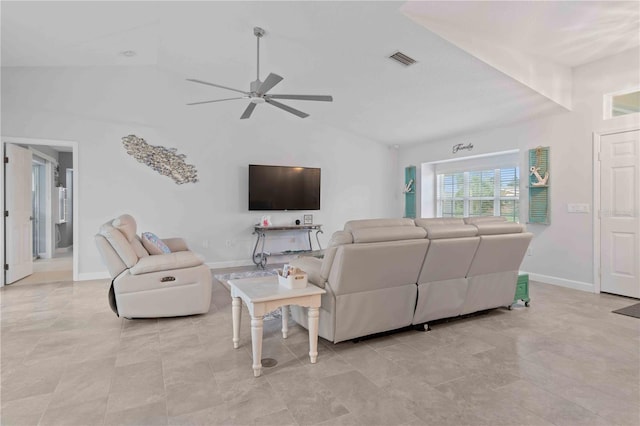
162, 238, 189, 252
129, 251, 203, 275
290, 256, 325, 288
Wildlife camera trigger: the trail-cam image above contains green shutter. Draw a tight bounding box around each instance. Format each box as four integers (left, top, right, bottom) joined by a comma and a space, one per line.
404, 166, 416, 218
528, 147, 550, 224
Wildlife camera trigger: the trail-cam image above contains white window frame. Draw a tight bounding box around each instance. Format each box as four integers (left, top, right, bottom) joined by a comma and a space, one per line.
437, 167, 519, 222
604, 87, 640, 120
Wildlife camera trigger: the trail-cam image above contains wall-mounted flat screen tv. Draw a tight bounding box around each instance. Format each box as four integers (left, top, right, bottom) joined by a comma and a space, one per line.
249, 164, 321, 211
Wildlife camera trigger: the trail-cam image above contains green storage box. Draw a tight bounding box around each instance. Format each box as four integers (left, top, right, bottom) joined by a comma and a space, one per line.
513, 274, 530, 307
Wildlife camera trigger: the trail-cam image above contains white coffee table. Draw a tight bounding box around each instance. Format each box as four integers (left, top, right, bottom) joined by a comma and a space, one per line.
229, 275, 326, 377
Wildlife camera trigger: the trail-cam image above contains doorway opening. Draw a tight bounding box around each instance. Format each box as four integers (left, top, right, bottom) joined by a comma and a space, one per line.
2, 137, 79, 287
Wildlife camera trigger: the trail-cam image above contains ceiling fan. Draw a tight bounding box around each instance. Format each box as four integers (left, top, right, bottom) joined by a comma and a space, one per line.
186, 27, 333, 119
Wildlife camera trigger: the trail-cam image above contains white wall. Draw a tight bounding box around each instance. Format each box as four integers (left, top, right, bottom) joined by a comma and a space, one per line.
1, 66, 396, 277
398, 47, 640, 291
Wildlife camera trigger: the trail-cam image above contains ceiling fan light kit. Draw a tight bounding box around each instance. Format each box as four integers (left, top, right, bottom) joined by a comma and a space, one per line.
187, 26, 333, 119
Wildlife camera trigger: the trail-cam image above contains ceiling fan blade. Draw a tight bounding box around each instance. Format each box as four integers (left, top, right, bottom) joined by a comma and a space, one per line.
187, 97, 248, 106
267, 94, 333, 102
240, 102, 257, 119
186, 79, 250, 95
257, 73, 283, 95
265, 98, 309, 118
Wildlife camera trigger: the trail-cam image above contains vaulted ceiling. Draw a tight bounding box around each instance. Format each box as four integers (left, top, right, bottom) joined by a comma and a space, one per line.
2, 1, 638, 145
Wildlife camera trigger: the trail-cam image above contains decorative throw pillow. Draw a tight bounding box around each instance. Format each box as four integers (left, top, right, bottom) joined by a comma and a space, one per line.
141, 232, 171, 255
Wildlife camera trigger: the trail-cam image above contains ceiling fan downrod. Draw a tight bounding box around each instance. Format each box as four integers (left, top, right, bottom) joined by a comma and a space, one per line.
254, 27, 265, 84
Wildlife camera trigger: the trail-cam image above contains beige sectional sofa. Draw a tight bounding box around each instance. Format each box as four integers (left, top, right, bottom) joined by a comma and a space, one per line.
290, 217, 532, 343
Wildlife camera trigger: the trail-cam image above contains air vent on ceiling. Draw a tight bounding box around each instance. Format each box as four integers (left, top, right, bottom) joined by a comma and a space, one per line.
389, 51, 416, 66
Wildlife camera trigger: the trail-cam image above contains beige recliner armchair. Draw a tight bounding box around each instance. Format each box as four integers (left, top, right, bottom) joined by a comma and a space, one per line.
95, 214, 212, 318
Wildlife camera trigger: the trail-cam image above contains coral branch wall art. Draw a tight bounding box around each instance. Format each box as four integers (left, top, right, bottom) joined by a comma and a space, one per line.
121, 135, 199, 185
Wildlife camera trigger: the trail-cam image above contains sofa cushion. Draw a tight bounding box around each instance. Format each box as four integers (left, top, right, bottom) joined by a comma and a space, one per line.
318, 231, 354, 284
415, 218, 465, 227
344, 218, 415, 232
290, 256, 324, 288
467, 233, 533, 276
351, 226, 427, 243
131, 236, 150, 258
95, 234, 128, 278
423, 224, 478, 239
418, 237, 480, 283
142, 232, 172, 255
112, 214, 138, 242
162, 237, 189, 252
99, 222, 138, 268
129, 251, 203, 275
474, 222, 525, 235
463, 216, 507, 224
329, 239, 429, 295
328, 230, 353, 247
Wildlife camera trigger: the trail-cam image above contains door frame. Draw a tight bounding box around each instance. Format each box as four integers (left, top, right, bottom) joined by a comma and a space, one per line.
592, 127, 639, 294
30, 147, 57, 260
1, 136, 79, 286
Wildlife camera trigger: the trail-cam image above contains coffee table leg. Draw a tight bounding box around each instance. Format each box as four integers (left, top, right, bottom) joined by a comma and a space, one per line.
308, 307, 320, 363
232, 297, 241, 349
281, 305, 289, 339
251, 315, 264, 377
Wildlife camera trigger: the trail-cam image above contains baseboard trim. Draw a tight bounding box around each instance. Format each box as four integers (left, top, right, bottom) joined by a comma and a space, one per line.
78, 271, 110, 281
520, 271, 594, 293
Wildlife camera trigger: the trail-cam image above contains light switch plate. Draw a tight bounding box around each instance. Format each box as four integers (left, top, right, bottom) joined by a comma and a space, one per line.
568, 203, 590, 213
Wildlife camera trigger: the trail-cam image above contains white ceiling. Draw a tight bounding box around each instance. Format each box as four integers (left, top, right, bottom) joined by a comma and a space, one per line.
2, 1, 637, 146
402, 1, 640, 68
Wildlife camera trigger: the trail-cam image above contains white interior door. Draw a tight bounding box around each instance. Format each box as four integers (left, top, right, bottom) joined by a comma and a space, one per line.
600, 129, 640, 298
5, 143, 33, 284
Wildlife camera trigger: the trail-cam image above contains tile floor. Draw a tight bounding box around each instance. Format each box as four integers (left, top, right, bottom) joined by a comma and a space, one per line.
1, 268, 639, 425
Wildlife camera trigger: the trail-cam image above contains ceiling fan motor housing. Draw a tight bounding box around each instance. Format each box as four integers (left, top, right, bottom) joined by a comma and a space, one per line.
250, 79, 262, 93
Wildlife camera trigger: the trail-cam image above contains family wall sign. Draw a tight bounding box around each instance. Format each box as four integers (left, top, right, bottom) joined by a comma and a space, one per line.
452, 143, 474, 154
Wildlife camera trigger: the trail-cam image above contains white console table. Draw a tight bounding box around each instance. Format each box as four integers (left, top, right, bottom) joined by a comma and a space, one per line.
252, 224, 323, 268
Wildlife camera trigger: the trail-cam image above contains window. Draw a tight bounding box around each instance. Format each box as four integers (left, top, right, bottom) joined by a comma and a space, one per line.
437, 167, 519, 222
604, 88, 640, 119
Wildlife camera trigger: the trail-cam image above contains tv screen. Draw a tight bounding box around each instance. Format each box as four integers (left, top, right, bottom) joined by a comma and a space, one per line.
249, 164, 321, 211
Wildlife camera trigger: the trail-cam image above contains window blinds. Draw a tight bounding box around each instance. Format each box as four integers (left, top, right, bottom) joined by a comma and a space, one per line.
437, 166, 519, 222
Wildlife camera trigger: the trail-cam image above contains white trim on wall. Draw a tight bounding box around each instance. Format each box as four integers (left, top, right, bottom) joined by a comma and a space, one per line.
77, 271, 110, 281
592, 126, 640, 295
522, 271, 594, 293
433, 150, 519, 174
27, 146, 59, 166
1, 136, 79, 287
45, 160, 54, 259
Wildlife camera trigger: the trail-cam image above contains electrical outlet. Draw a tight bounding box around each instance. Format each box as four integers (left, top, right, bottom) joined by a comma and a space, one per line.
225, 240, 235, 247
202, 240, 209, 249
527, 248, 533, 256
